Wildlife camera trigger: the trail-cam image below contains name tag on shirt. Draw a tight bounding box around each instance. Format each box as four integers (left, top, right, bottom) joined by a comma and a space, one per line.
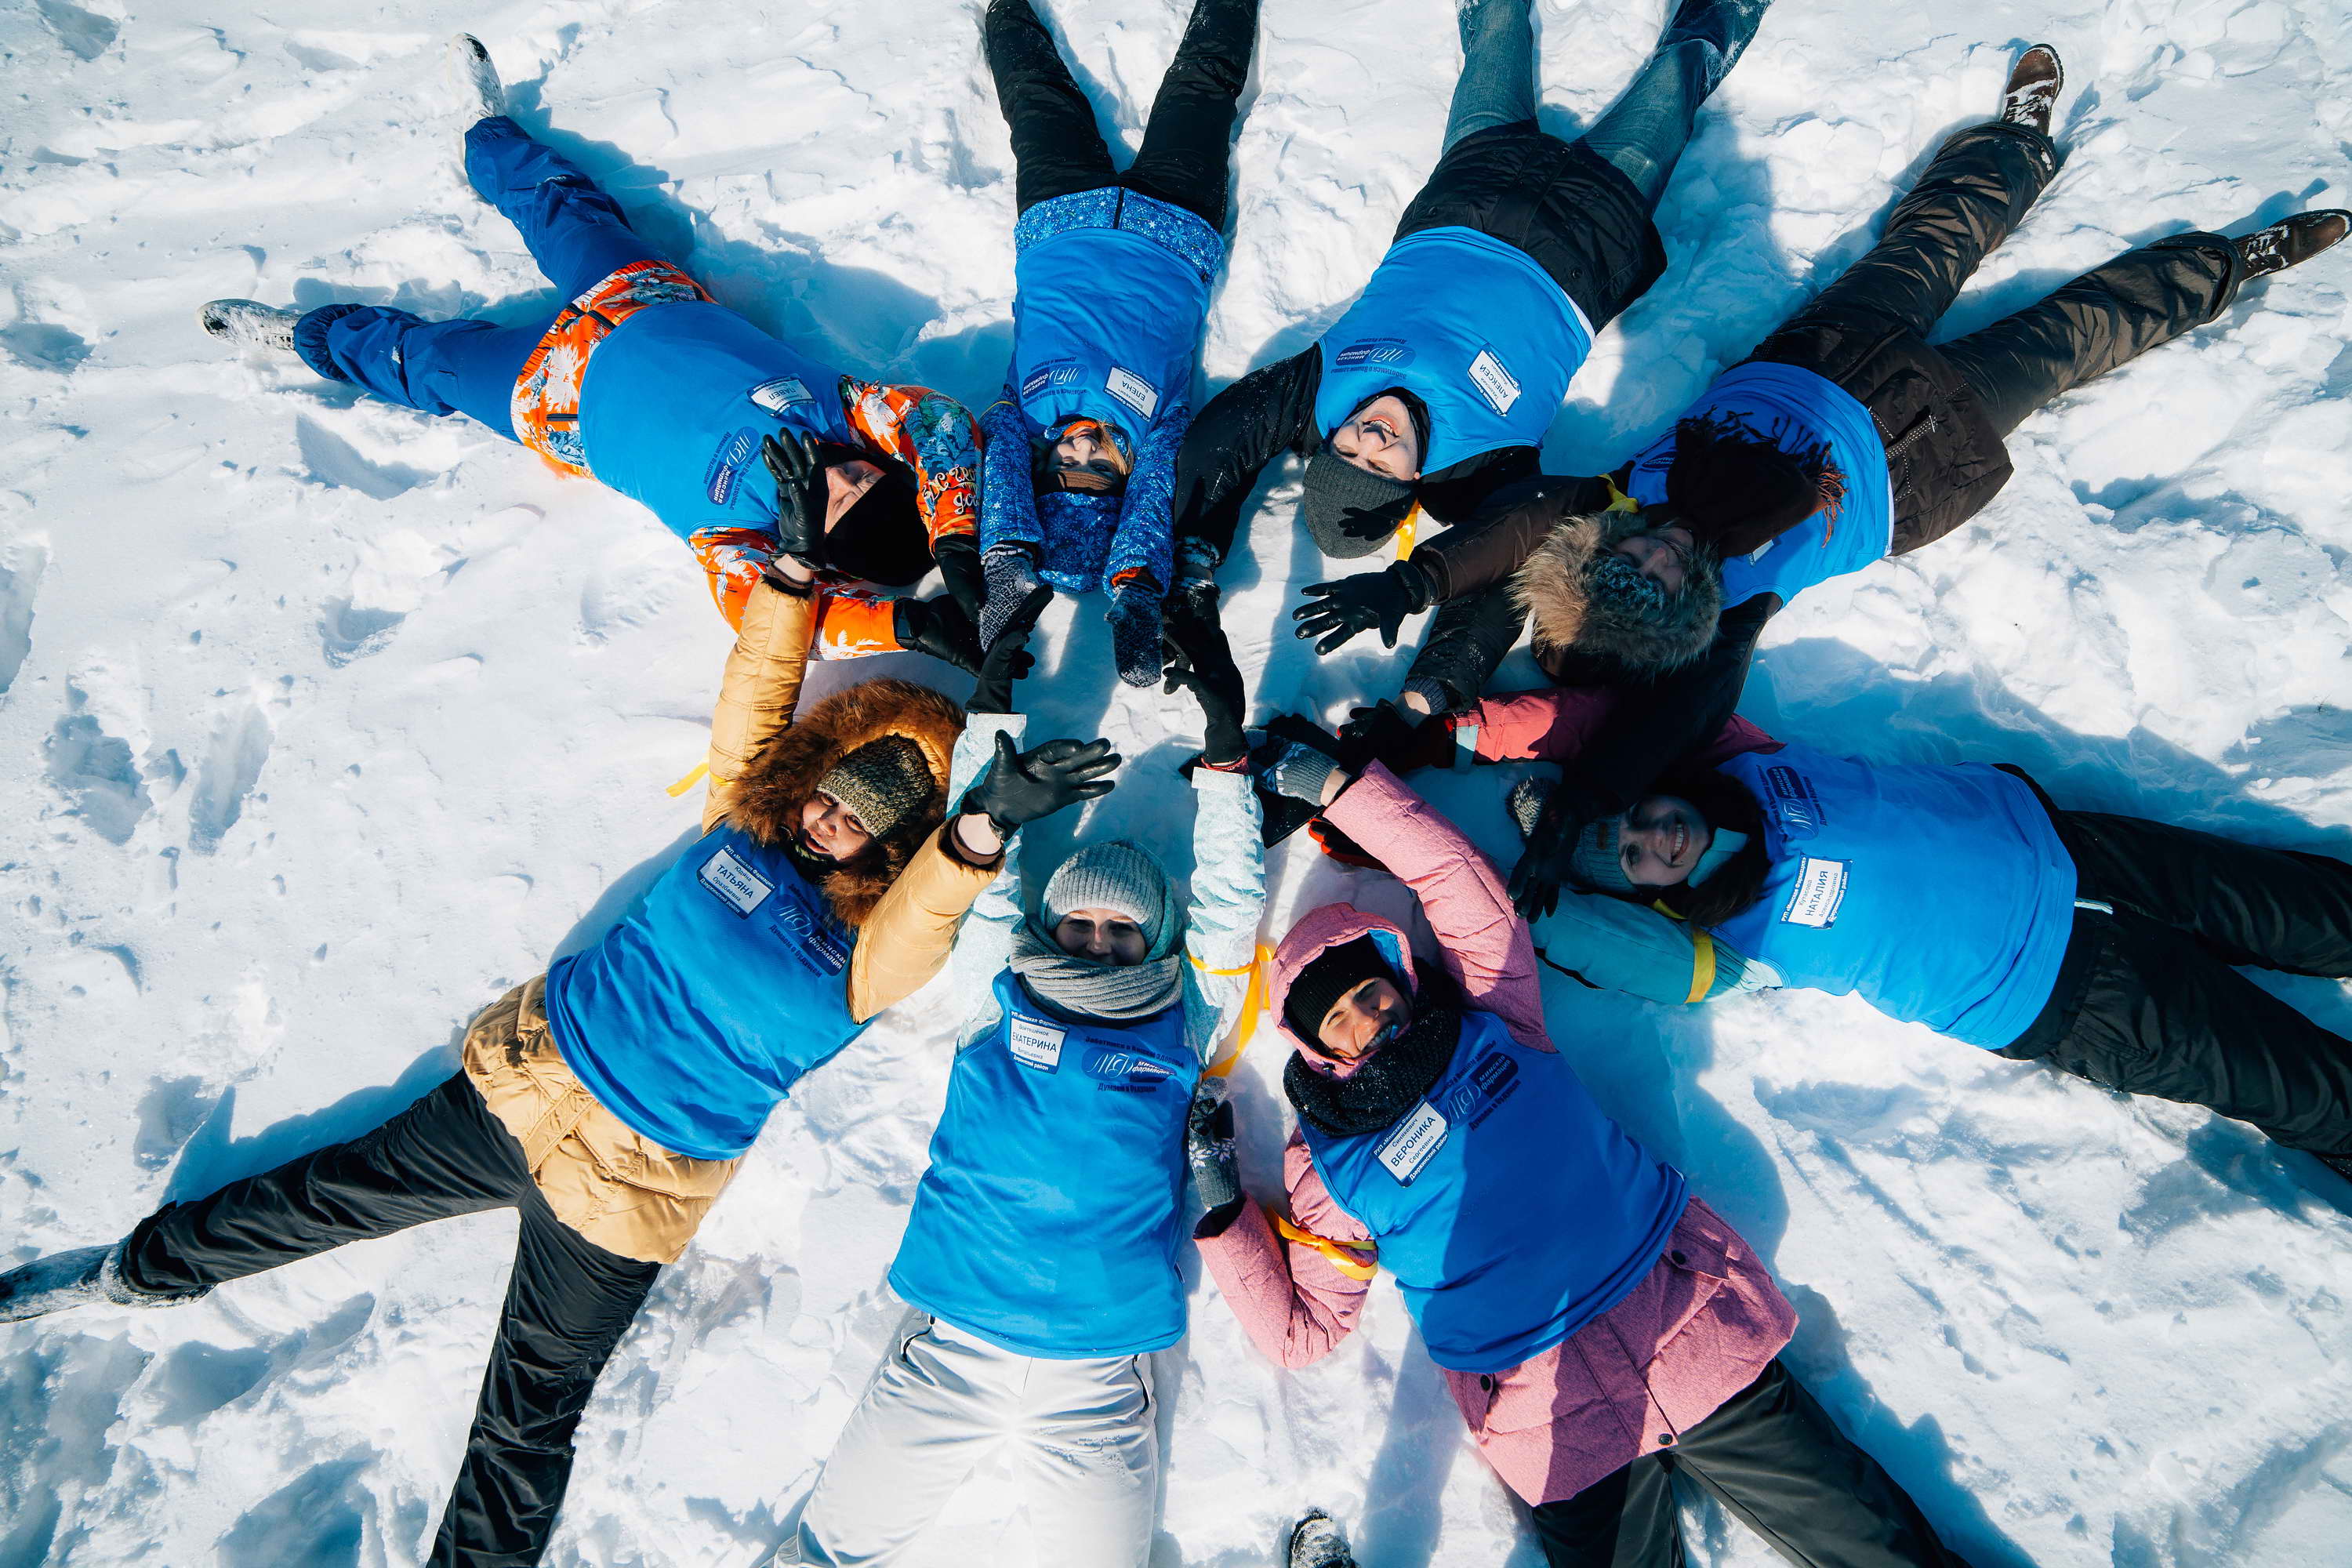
1009, 1016, 1065, 1073
1104, 365, 1159, 420
1466, 348, 1522, 415
749, 377, 815, 415
1375, 1101, 1450, 1185
1780, 857, 1849, 929
699, 846, 775, 916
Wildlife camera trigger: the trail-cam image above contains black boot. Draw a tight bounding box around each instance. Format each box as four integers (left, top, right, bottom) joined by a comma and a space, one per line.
2236, 210, 2352, 279
0, 1241, 169, 1323
1998, 45, 2063, 136
1287, 1510, 1358, 1568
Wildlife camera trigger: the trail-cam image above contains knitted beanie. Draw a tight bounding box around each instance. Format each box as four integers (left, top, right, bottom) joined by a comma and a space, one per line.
1301, 449, 1417, 558
814, 735, 935, 841
1284, 935, 1397, 1039
1041, 840, 1173, 953
1568, 816, 1637, 894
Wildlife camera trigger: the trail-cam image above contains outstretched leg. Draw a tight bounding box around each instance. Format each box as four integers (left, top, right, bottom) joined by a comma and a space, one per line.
289, 307, 543, 434
1443, 0, 1541, 153
462, 117, 673, 299
1575, 0, 1773, 209
2060, 811, 2352, 977
430, 1196, 659, 1566
1123, 0, 1260, 228
1015, 1352, 1159, 1567
2036, 908, 2352, 1160
1527, 1453, 1685, 1567
122, 1073, 529, 1297
985, 0, 1120, 213
1667, 1360, 1972, 1567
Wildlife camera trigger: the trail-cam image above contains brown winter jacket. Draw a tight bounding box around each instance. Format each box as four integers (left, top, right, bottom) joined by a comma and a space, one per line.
463, 578, 997, 1263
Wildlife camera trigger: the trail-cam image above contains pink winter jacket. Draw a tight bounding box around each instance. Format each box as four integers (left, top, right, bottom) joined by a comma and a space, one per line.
1196, 763, 1798, 1505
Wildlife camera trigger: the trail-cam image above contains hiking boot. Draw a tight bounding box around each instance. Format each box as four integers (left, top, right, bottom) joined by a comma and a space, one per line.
2237, 210, 2352, 279
198, 299, 299, 353
1288, 1510, 1359, 1568
446, 33, 506, 123
0, 1242, 168, 1323
1998, 45, 2063, 136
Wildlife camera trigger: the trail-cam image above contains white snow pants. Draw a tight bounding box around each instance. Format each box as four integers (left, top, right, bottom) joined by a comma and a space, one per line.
775, 1311, 1160, 1567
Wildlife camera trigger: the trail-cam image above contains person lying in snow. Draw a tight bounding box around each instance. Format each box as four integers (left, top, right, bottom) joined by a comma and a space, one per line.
770, 597, 1260, 1567
975, 0, 1258, 688
1164, 0, 1773, 630
1287, 44, 2351, 916
1192, 755, 1976, 1568
0, 567, 1112, 1567
200, 34, 991, 671
1330, 691, 2352, 1186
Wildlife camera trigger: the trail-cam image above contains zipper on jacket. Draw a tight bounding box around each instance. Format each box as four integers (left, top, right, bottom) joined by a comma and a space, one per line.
1879, 407, 1940, 506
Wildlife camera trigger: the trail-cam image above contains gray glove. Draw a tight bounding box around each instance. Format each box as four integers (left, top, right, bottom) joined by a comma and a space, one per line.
1185, 1077, 1243, 1228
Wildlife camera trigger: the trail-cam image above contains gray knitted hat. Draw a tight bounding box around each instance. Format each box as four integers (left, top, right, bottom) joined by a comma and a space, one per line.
1040, 840, 1174, 954
815, 735, 934, 841
1568, 817, 1637, 895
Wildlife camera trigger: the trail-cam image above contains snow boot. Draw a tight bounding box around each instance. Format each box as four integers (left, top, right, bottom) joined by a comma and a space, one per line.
2236, 210, 2352, 279
1288, 1510, 1359, 1568
1998, 45, 2063, 137
0, 1241, 172, 1323
446, 33, 507, 124
198, 299, 300, 354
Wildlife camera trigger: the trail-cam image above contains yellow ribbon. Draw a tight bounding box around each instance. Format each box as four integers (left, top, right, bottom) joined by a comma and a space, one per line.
1394, 503, 1421, 559
666, 762, 710, 797
1196, 945, 1273, 1078
1602, 474, 1641, 512
1274, 1212, 1379, 1279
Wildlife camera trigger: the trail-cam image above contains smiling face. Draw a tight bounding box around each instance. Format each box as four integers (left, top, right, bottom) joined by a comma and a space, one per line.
1327, 394, 1421, 481
1615, 793, 1715, 888
1054, 906, 1151, 967
1044, 423, 1132, 493
796, 790, 874, 864
1611, 523, 1697, 594
1312, 974, 1410, 1060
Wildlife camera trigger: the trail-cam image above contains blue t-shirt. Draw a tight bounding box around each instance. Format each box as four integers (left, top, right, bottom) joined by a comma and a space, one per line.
1624, 361, 1893, 607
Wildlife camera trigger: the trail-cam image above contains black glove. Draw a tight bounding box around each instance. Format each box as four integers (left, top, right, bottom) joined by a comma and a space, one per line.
1507, 789, 1589, 920
968, 583, 1052, 714
1338, 699, 1455, 775
891, 594, 990, 676
760, 431, 829, 568
1292, 558, 1434, 653
1162, 602, 1248, 766
960, 731, 1121, 836
1185, 1077, 1243, 1232
933, 532, 985, 630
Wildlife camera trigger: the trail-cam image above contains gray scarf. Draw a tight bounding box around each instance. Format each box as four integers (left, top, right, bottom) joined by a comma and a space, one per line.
1010, 919, 1185, 1021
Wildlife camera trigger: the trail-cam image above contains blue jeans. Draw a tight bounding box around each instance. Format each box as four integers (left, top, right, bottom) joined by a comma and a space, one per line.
292, 118, 669, 438
1446, 0, 1770, 209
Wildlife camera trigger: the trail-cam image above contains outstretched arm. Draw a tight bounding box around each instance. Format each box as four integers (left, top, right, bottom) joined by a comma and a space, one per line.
1196, 1131, 1377, 1369
1320, 762, 1550, 1051
1180, 762, 1265, 1062
841, 379, 982, 549
942, 711, 1028, 1046
1106, 400, 1190, 591
978, 397, 1043, 561
1171, 348, 1323, 565
703, 577, 818, 834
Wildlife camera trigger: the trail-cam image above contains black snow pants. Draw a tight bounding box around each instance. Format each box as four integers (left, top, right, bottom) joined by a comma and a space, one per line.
1528, 1359, 1971, 1568
984, 0, 1258, 227
2002, 811, 2352, 1161
122, 1073, 661, 1567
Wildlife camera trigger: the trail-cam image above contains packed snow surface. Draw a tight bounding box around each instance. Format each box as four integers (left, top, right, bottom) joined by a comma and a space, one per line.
4, 1, 2352, 1564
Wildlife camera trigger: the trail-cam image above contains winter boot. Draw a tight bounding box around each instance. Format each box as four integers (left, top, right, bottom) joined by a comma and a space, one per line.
446, 33, 506, 124
198, 299, 300, 354
1998, 45, 2063, 137
1287, 1510, 1359, 1568
2235, 210, 2352, 280
0, 1241, 172, 1323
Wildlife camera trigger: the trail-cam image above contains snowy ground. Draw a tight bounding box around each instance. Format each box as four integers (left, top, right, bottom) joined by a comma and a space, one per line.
4, 0, 2351, 1563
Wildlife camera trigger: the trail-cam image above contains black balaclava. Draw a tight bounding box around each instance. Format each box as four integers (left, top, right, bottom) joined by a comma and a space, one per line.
819, 448, 929, 586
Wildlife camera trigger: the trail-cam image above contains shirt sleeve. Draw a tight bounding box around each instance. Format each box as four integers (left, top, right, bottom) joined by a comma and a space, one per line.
1105, 400, 1189, 590
840, 378, 981, 546
944, 711, 1028, 1047
978, 397, 1043, 559
1195, 1131, 1377, 1369
1180, 764, 1265, 1064
1527, 894, 1759, 1004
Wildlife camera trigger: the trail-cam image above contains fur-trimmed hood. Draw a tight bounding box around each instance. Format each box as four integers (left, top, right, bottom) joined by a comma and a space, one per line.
724, 677, 965, 929
1511, 509, 1724, 676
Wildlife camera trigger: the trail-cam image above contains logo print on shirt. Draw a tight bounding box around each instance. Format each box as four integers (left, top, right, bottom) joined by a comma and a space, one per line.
1084, 1045, 1175, 1092
1760, 765, 1828, 840
1021, 360, 1084, 400
1466, 348, 1522, 415
704, 427, 758, 506
1333, 338, 1416, 372
773, 902, 851, 975
698, 845, 774, 917
1374, 1100, 1450, 1185
1779, 856, 1849, 929
1439, 1051, 1523, 1131
1103, 365, 1159, 420
1009, 1016, 1066, 1073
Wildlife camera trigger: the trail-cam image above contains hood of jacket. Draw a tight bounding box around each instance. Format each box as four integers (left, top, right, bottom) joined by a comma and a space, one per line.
1269, 902, 1425, 1076
1511, 509, 1724, 676
724, 676, 964, 929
